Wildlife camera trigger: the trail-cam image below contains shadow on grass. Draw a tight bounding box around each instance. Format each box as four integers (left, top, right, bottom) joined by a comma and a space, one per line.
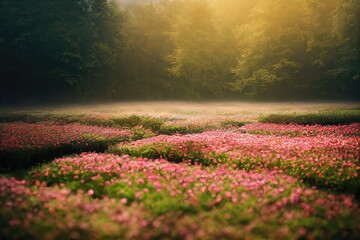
0, 139, 120, 171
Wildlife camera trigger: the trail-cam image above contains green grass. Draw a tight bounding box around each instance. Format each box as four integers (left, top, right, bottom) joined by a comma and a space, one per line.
158, 124, 208, 135
221, 120, 247, 128
108, 142, 214, 165
0, 113, 82, 124
260, 110, 360, 125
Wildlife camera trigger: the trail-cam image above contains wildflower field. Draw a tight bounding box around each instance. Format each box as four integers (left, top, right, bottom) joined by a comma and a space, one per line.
0, 102, 360, 239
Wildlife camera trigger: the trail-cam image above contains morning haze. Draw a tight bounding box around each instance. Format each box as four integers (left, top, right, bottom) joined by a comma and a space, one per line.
0, 0, 359, 104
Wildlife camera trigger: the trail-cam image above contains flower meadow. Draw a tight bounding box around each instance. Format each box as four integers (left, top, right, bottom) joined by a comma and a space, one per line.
1, 119, 360, 239
240, 123, 360, 137
111, 124, 360, 195
0, 122, 132, 168
2, 153, 360, 239
0, 122, 132, 150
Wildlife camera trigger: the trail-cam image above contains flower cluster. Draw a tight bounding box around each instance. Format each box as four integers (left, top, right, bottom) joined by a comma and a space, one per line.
0, 122, 132, 150
112, 128, 360, 191
0, 176, 153, 239
240, 123, 360, 136
1, 153, 357, 239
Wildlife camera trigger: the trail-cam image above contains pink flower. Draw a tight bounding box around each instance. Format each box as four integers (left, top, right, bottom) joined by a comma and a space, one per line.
87, 189, 94, 196
136, 178, 145, 184
224, 191, 232, 198
135, 192, 143, 199
297, 227, 307, 236
9, 219, 20, 226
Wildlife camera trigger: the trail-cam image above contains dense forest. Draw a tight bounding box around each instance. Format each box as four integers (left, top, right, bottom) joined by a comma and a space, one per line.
1, 0, 359, 103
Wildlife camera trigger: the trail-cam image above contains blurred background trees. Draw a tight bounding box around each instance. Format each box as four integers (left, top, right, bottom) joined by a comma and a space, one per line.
0, 0, 124, 102
1, 0, 359, 103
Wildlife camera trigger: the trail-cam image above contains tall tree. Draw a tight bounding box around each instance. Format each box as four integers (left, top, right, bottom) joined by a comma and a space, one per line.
0, 0, 124, 102
120, 2, 174, 98
168, 0, 234, 97
231, 0, 309, 99
305, 0, 360, 98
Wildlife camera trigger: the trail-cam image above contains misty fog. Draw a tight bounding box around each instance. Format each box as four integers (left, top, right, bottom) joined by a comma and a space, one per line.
1, 0, 359, 105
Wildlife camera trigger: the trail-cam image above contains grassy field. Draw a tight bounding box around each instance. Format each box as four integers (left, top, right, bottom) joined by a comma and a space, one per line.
1, 101, 359, 239
2, 101, 359, 122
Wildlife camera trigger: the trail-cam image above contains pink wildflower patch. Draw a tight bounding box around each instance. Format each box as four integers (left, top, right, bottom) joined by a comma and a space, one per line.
2, 151, 360, 239
114, 128, 359, 188
0, 122, 132, 150
240, 123, 360, 136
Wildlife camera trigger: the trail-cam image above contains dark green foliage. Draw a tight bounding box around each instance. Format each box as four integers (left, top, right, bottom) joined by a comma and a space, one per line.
0, 113, 34, 123
0, 113, 83, 124
0, 0, 124, 103
221, 120, 247, 128
260, 110, 360, 125
158, 125, 206, 135
158, 125, 188, 135
231, 0, 360, 100
0, 0, 359, 102
108, 144, 163, 160
112, 115, 163, 132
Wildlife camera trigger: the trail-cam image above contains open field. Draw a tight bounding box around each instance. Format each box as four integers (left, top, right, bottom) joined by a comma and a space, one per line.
1, 101, 360, 239
1, 101, 360, 126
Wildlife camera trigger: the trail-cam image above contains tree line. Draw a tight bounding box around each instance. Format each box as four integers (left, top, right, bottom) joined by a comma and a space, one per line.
1, 0, 359, 103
